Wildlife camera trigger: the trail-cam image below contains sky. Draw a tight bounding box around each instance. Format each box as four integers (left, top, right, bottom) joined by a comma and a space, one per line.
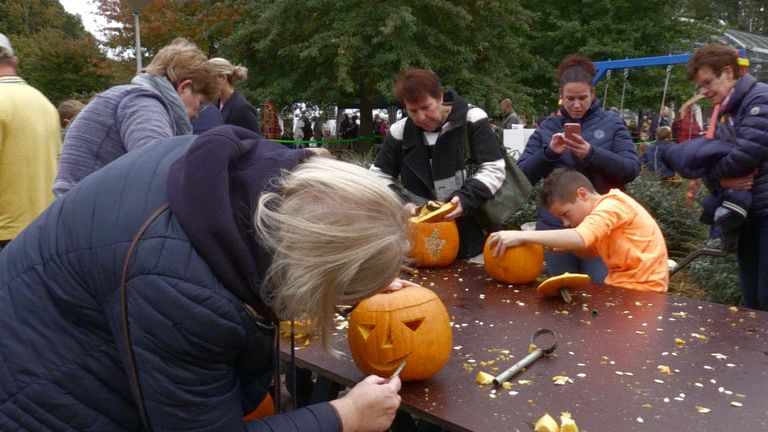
59, 0, 108, 40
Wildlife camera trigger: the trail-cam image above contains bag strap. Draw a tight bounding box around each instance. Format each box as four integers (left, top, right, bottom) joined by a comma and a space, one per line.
119, 203, 169, 430
461, 111, 506, 175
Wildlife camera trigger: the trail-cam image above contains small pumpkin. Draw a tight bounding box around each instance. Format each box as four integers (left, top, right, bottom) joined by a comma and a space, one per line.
348, 284, 452, 381
408, 219, 459, 267
537, 273, 591, 297
482, 236, 544, 284
243, 393, 275, 420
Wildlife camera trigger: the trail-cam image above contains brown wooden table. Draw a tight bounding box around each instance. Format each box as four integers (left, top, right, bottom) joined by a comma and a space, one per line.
281, 261, 768, 431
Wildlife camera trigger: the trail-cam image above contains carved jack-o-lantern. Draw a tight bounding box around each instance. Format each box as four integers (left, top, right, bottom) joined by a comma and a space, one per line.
348, 285, 452, 381
409, 220, 460, 267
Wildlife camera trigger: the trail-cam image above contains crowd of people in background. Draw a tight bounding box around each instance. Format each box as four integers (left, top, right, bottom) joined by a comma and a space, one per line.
1, 27, 767, 432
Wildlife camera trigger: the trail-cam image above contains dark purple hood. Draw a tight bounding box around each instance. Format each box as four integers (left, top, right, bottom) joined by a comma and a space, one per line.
166, 125, 313, 323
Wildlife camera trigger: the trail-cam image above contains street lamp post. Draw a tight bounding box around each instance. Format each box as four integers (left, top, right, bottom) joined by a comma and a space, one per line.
121, 0, 152, 74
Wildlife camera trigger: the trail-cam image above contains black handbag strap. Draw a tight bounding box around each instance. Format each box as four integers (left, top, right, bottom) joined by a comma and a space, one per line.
120, 204, 283, 426
119, 203, 170, 430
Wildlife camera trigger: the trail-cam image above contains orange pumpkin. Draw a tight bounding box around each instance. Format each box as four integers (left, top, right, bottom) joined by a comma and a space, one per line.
409, 220, 459, 267
482, 236, 544, 284
348, 285, 452, 381
243, 393, 275, 420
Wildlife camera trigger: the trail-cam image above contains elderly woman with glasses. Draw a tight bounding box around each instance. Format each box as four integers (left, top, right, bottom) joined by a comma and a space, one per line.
666, 43, 768, 311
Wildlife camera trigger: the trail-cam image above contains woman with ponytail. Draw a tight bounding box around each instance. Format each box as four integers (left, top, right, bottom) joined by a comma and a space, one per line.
518, 54, 640, 282
209, 57, 263, 134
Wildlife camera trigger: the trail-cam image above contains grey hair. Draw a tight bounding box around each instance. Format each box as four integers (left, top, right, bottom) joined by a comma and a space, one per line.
255, 156, 410, 351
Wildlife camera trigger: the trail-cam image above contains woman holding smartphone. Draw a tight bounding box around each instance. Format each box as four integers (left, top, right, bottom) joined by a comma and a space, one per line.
517, 54, 640, 282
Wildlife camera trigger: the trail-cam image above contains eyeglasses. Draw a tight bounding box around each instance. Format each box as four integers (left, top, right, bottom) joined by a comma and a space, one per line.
695, 71, 723, 91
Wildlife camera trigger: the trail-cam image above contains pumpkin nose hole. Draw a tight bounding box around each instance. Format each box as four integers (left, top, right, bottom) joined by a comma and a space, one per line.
383, 325, 395, 348
403, 317, 424, 332
358, 323, 375, 341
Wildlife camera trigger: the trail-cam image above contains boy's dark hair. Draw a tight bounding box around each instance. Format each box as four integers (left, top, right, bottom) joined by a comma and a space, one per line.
539, 169, 596, 208
394, 68, 442, 104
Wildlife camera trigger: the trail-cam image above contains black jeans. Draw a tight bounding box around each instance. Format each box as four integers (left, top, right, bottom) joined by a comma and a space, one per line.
737, 217, 768, 311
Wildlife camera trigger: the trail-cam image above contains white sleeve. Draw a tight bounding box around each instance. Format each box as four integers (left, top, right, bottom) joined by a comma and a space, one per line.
472, 158, 505, 194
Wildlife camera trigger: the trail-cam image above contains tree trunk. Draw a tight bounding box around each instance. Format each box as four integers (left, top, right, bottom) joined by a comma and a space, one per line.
357, 81, 374, 155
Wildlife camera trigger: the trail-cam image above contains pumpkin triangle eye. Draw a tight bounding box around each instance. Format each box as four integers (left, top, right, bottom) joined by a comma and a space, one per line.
403, 318, 424, 332
358, 323, 375, 340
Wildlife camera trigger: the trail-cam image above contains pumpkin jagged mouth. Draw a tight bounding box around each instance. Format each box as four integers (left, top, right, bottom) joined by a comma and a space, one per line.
366, 356, 408, 373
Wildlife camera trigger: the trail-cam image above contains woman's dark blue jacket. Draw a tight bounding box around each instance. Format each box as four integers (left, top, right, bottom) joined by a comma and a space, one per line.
641, 139, 676, 179
517, 99, 640, 229
0, 126, 340, 431
675, 74, 768, 219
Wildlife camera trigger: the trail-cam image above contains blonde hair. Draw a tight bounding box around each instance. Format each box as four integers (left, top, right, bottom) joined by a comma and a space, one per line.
255, 157, 410, 351
143, 38, 219, 100
57, 99, 85, 128
208, 57, 248, 84
679, 93, 705, 117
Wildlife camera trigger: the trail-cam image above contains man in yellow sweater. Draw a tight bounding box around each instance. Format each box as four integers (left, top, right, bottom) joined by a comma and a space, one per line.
0, 33, 60, 249
489, 168, 669, 292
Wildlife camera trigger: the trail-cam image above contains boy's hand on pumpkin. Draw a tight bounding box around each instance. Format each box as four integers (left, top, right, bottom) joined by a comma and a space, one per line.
488, 230, 526, 256
331, 374, 401, 432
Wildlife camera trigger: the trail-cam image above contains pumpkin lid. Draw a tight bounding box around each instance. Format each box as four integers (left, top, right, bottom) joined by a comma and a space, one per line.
409, 201, 457, 224
536, 272, 591, 297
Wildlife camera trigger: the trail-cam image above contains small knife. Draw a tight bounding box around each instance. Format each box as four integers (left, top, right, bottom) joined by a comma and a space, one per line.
388, 360, 407, 382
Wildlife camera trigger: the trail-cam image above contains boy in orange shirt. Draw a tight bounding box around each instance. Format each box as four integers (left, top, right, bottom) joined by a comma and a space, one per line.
488, 168, 668, 292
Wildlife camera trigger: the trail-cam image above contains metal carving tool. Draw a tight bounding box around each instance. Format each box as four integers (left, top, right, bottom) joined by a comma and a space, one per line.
493, 328, 557, 385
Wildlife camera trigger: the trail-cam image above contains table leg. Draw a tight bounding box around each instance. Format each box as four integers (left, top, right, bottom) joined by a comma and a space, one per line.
309, 376, 344, 405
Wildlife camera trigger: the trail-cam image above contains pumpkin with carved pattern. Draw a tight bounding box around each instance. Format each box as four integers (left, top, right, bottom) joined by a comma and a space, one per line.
348, 285, 452, 381
408, 220, 459, 267
482, 236, 544, 284
407, 201, 459, 267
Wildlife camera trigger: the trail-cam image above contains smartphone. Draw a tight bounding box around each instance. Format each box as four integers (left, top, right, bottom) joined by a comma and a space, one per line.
564, 123, 581, 140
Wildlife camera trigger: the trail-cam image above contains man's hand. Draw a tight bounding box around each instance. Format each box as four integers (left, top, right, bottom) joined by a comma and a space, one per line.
443, 196, 463, 220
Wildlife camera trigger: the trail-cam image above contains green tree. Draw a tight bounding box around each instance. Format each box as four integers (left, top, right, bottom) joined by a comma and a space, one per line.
0, 0, 112, 104
226, 0, 533, 149
518, 0, 711, 118
680, 0, 767, 33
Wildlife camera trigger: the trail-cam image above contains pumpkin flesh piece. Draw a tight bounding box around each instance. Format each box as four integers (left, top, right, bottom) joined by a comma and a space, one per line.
536, 273, 591, 297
